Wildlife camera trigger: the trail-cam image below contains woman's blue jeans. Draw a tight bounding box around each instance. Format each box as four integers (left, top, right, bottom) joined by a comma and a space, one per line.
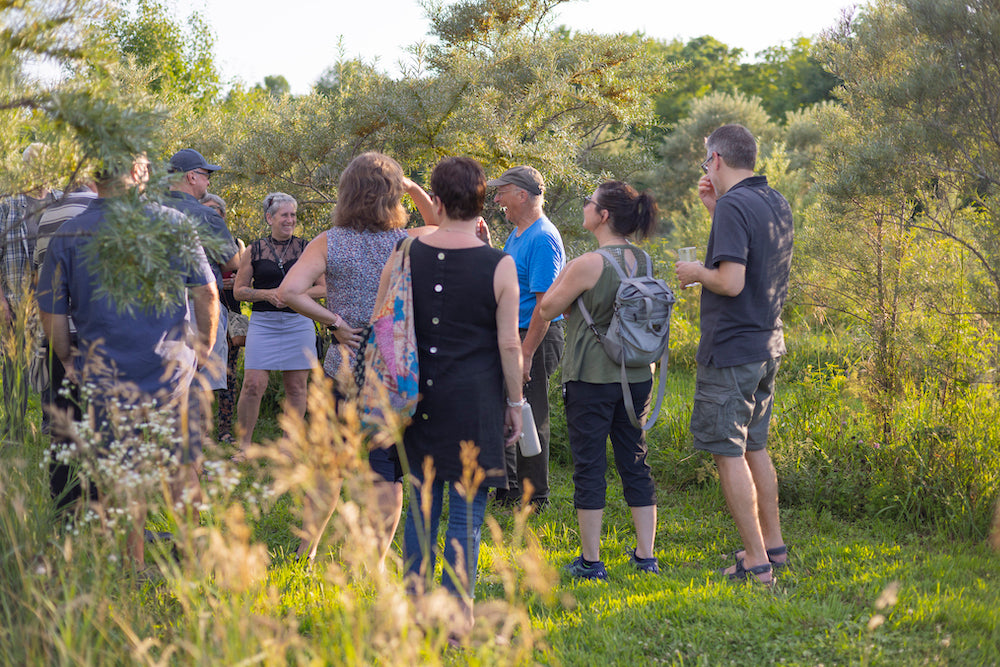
403, 476, 488, 600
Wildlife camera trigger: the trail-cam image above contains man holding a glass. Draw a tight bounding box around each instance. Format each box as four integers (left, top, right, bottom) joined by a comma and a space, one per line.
675, 124, 794, 585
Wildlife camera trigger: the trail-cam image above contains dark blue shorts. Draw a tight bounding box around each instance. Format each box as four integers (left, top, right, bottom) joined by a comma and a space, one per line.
369, 444, 403, 484
331, 382, 404, 484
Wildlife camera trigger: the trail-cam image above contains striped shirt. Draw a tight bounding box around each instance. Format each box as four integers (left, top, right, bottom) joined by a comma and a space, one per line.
34, 190, 98, 270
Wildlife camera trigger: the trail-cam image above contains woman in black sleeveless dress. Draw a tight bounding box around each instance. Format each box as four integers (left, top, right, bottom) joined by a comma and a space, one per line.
373, 157, 522, 638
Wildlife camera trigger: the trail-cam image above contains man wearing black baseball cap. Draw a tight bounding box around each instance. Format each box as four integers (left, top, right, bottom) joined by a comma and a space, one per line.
488, 165, 566, 510
168, 148, 221, 180
164, 148, 240, 451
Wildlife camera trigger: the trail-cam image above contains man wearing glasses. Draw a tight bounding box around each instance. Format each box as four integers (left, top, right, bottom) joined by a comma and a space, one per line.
675, 124, 794, 585
165, 148, 240, 450
487, 165, 566, 511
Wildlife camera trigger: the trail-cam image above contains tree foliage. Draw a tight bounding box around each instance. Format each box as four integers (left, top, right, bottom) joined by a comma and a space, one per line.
1, 0, 218, 311
647, 36, 744, 129
743, 38, 842, 119
648, 35, 840, 130
1, 0, 165, 192
816, 0, 1000, 374
820, 1, 1000, 262
784, 0, 1000, 433
260, 75, 290, 97
106, 0, 221, 106
206, 0, 672, 245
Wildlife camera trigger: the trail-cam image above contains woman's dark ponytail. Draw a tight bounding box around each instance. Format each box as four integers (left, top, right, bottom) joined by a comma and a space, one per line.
631, 191, 657, 241
598, 181, 658, 241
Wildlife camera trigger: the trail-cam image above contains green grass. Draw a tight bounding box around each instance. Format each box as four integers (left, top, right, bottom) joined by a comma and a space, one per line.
225, 477, 1000, 665
3, 358, 1000, 665
515, 472, 1000, 665
237, 412, 1000, 666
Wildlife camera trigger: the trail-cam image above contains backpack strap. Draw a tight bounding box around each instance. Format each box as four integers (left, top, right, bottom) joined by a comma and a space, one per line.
594, 246, 650, 279
621, 323, 671, 430
576, 246, 648, 341
576, 296, 603, 342
576, 246, 669, 430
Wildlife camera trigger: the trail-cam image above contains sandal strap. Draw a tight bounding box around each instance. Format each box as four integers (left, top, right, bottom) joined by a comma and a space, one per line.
729, 544, 789, 564
727, 558, 773, 582
744, 561, 773, 576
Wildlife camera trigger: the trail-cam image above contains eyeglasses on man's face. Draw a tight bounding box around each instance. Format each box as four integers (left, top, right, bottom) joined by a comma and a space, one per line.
193, 169, 212, 180
700, 153, 715, 174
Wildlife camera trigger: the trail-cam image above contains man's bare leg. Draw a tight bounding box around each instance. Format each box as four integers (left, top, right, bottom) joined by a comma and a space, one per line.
714, 453, 771, 581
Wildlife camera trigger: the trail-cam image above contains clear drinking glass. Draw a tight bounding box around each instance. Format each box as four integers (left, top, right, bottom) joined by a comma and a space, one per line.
677, 247, 700, 286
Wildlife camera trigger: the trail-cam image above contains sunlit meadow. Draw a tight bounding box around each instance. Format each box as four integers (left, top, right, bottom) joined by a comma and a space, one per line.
2, 315, 1000, 665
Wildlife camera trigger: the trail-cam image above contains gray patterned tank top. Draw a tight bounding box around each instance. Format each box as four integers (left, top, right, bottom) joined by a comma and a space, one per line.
322, 226, 408, 382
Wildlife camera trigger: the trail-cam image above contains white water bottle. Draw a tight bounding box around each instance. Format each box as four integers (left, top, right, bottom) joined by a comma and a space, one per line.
519, 402, 541, 457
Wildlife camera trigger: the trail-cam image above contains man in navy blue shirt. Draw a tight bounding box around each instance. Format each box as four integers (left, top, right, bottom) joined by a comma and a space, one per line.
676, 125, 794, 585
37, 155, 218, 567
164, 148, 240, 448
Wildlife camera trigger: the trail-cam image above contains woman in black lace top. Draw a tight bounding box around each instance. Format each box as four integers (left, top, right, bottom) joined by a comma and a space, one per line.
232, 192, 325, 461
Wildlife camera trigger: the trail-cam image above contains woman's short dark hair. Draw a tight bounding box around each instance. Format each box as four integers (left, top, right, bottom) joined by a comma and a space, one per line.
430, 157, 486, 221
595, 181, 658, 241
333, 152, 407, 232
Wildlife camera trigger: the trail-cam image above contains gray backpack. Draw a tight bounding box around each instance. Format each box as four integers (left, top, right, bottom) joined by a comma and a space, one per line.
576, 247, 675, 430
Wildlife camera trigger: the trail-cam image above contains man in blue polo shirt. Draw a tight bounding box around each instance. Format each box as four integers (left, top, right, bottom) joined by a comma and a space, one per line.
488, 165, 565, 509
676, 124, 794, 585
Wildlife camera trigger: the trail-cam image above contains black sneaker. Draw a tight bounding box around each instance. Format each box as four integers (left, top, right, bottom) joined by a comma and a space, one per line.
143, 529, 173, 543
565, 555, 608, 581
629, 548, 660, 574
492, 489, 521, 508
143, 530, 180, 562
530, 498, 550, 513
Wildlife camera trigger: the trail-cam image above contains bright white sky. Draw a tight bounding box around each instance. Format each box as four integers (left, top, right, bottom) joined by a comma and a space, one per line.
180, 0, 859, 94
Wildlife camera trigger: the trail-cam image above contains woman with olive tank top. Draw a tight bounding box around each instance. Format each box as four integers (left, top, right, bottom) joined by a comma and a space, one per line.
539, 180, 661, 580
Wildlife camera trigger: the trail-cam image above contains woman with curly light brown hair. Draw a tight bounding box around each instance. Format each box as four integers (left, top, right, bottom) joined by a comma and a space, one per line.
279, 152, 436, 562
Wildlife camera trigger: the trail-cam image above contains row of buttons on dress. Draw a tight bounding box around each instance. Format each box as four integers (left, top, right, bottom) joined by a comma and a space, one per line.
419, 251, 448, 421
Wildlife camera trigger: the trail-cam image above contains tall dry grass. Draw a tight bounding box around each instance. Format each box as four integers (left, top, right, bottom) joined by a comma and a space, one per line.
1, 360, 555, 664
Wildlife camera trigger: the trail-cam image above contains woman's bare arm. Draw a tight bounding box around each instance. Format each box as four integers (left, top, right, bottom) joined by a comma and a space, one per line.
538, 252, 603, 321
494, 255, 524, 447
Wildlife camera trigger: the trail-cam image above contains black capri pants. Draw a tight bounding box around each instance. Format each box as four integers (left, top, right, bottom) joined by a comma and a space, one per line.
564, 379, 657, 510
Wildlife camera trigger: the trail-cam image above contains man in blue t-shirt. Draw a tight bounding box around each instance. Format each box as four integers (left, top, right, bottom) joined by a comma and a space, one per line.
488, 165, 566, 509
36, 155, 219, 568
676, 125, 794, 585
